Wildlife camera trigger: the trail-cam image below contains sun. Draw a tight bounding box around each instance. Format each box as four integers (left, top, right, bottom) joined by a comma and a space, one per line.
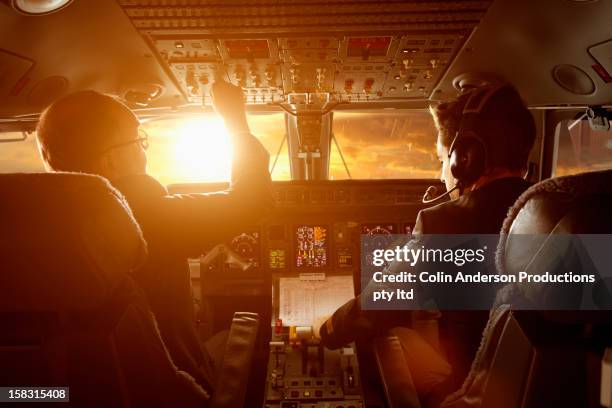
172, 117, 232, 182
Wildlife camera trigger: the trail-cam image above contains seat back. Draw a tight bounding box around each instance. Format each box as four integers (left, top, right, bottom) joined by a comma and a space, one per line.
442, 169, 612, 408
0, 173, 209, 407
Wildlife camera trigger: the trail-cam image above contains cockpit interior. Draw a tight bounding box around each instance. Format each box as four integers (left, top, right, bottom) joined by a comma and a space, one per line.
1, 1, 612, 407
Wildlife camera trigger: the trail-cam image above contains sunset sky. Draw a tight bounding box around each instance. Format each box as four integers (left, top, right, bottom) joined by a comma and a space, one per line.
3, 113, 605, 184
140, 110, 441, 185
0, 111, 442, 185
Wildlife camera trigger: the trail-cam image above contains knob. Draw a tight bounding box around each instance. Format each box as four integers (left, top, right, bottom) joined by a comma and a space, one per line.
265, 66, 276, 84
234, 69, 245, 86
403, 81, 414, 92
344, 79, 354, 93
289, 67, 301, 85
185, 69, 199, 95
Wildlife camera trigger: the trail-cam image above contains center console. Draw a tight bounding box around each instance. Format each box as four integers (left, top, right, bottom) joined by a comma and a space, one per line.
264, 274, 364, 408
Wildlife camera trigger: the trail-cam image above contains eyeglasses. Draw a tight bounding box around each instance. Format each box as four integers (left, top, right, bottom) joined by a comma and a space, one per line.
100, 128, 149, 156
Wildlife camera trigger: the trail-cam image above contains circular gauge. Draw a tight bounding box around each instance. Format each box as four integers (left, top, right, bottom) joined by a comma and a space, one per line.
367, 225, 393, 235
362, 225, 396, 259
231, 233, 258, 259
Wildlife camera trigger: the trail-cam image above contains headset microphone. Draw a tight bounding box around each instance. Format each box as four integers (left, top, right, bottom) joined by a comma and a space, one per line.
422, 185, 459, 204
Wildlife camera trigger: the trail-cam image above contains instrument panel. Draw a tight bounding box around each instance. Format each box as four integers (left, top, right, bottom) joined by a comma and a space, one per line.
171, 180, 433, 278
117, 0, 492, 104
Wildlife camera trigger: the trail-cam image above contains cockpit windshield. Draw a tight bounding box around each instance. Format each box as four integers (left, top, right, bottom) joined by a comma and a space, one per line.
0, 111, 439, 183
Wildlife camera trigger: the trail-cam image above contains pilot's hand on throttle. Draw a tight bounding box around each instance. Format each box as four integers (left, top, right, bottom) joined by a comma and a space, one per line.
312, 315, 331, 341
211, 81, 250, 134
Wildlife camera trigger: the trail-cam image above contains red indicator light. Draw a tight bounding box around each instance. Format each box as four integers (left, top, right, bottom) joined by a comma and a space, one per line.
347, 37, 391, 57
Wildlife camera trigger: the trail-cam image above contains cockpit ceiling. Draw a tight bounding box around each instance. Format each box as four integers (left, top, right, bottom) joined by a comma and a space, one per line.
0, 0, 611, 118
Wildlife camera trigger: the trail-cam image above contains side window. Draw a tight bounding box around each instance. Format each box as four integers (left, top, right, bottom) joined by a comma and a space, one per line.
553, 119, 612, 177
0, 133, 45, 173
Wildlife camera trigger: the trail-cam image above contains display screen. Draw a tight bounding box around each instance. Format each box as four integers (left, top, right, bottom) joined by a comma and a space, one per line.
295, 225, 328, 268
230, 230, 260, 266
224, 39, 270, 59
362, 223, 397, 268
347, 36, 391, 57
269, 249, 286, 269
361, 223, 396, 235
337, 247, 353, 268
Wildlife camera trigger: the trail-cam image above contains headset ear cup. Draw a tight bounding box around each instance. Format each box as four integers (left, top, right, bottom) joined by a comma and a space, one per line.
449, 136, 486, 186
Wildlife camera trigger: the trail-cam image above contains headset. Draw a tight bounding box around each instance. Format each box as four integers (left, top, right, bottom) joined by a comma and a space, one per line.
423, 84, 506, 204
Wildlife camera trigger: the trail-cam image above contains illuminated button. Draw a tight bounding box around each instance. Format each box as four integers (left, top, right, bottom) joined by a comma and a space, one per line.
303, 391, 311, 397
174, 41, 184, 48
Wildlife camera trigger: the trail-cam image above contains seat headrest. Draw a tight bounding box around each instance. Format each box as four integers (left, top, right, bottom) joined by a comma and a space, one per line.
500, 169, 612, 235
0, 173, 147, 312
495, 170, 612, 315
497, 169, 612, 273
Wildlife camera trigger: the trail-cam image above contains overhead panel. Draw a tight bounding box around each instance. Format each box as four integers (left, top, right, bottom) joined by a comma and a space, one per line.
116, 0, 492, 105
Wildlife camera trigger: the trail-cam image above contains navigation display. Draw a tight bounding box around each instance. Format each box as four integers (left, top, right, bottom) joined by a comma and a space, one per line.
295, 225, 328, 268
361, 223, 396, 235
230, 230, 261, 267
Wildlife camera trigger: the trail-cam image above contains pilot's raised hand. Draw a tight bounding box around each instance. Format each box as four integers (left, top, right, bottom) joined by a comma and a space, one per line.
211, 81, 251, 135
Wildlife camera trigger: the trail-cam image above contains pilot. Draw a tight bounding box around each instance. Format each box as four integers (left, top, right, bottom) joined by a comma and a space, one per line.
316, 83, 536, 406
35, 82, 272, 396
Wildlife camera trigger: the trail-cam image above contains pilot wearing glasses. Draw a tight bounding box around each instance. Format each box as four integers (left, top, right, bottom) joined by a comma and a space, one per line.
35, 82, 272, 397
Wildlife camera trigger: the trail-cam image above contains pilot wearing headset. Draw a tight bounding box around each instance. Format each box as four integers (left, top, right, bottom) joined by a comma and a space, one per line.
316, 83, 536, 406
